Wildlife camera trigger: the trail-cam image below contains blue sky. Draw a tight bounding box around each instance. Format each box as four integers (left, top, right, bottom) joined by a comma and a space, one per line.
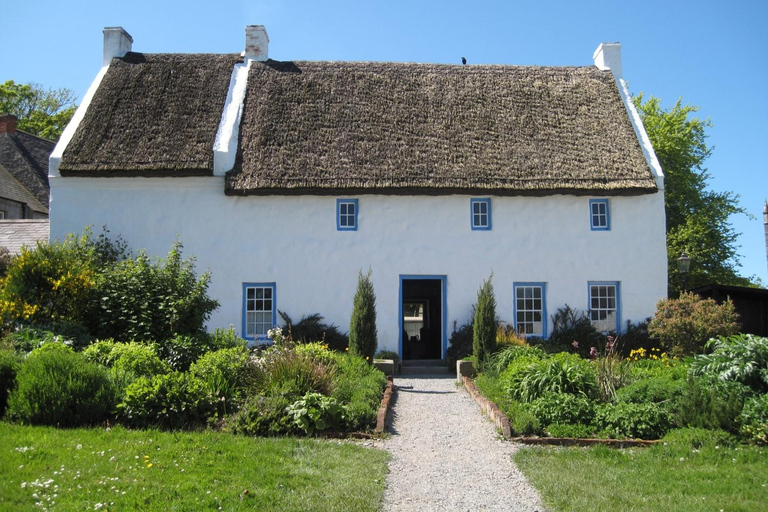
2, 0, 767, 283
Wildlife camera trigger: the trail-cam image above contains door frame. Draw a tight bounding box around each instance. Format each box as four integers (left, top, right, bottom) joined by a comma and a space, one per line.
398, 275, 447, 359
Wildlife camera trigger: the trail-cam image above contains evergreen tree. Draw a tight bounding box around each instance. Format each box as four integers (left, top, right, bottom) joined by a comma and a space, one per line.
349, 269, 377, 361
473, 275, 497, 367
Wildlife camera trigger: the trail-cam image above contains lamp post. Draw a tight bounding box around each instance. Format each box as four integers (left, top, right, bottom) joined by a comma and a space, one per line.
677, 252, 691, 293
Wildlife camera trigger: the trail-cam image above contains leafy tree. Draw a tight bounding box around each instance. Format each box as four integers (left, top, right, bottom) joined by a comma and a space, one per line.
473, 274, 497, 367
0, 80, 77, 141
633, 94, 752, 295
349, 269, 377, 361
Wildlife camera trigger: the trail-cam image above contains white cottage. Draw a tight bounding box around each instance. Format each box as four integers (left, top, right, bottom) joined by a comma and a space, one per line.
49, 26, 667, 359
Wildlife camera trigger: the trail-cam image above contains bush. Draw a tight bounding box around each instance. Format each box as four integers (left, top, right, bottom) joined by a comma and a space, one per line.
594, 402, 673, 439
6, 349, 116, 427
473, 275, 497, 367
529, 392, 596, 428
677, 376, 749, 433
615, 376, 686, 406
739, 393, 768, 444
690, 334, 768, 393
546, 422, 596, 438
375, 350, 400, 364
661, 427, 738, 450
546, 305, 602, 356
648, 292, 741, 357
278, 311, 348, 351
295, 342, 340, 367
331, 353, 387, 431
496, 323, 529, 348
190, 346, 251, 415
446, 320, 473, 367
507, 402, 543, 436
486, 345, 545, 378
616, 318, 654, 357
91, 241, 219, 342
117, 372, 215, 429
286, 392, 346, 434
157, 329, 244, 372
4, 325, 76, 354
0, 349, 21, 417
503, 352, 597, 403
83, 340, 169, 377
250, 346, 336, 400
227, 394, 296, 436
349, 269, 378, 361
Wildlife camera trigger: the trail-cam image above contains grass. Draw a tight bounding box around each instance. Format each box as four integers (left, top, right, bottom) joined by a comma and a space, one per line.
0, 423, 389, 511
515, 442, 768, 512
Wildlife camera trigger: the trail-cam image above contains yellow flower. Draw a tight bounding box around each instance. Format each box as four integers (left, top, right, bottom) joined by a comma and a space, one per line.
147, 463, 153, 468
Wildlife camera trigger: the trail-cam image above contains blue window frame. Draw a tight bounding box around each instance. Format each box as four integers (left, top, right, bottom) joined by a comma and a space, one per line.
514, 282, 547, 337
590, 199, 610, 231
242, 283, 276, 341
588, 281, 620, 333
337, 199, 358, 231
470, 198, 492, 230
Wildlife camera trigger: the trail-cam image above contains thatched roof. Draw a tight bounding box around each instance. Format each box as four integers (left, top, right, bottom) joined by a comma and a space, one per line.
226, 60, 657, 196
59, 52, 242, 176
0, 128, 52, 208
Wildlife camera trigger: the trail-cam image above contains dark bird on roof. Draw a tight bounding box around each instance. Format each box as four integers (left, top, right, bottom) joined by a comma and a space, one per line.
461, 57, 467, 65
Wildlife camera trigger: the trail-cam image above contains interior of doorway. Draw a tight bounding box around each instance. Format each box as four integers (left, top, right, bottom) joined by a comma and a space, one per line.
401, 278, 443, 360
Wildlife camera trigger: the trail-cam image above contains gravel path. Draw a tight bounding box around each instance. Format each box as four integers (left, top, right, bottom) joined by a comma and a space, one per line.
376, 376, 545, 512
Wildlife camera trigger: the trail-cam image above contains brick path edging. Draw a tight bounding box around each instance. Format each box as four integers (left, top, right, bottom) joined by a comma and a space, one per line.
375, 376, 395, 433
461, 375, 660, 448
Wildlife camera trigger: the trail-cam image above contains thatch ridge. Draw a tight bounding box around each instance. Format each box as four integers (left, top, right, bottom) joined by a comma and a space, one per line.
227, 60, 656, 195
60, 52, 243, 175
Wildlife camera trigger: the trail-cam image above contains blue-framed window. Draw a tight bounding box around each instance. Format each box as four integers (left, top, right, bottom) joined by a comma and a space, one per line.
514, 283, 547, 337
590, 199, 610, 231
588, 281, 620, 333
471, 198, 492, 230
242, 283, 276, 340
337, 199, 358, 231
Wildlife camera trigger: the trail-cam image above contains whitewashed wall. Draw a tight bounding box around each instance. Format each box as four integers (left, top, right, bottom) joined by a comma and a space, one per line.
49, 176, 667, 356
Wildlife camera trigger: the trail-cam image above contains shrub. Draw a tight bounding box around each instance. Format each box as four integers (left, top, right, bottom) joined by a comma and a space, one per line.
615, 376, 686, 406
529, 392, 596, 428
117, 372, 215, 429
446, 320, 473, 367
661, 427, 738, 450
157, 331, 242, 372
546, 422, 596, 438
486, 345, 545, 378
545, 305, 602, 356
227, 394, 296, 436
496, 323, 529, 348
616, 318, 654, 356
278, 311, 348, 351
508, 402, 543, 436
594, 340, 634, 402
6, 349, 116, 427
374, 350, 400, 365
91, 241, 219, 342
739, 393, 768, 444
4, 325, 76, 354
677, 376, 749, 433
594, 402, 674, 439
83, 340, 169, 377
250, 346, 336, 400
331, 353, 387, 431
190, 346, 251, 415
689, 334, 768, 393
648, 292, 741, 356
0, 349, 21, 417
286, 392, 346, 434
504, 352, 597, 403
349, 269, 378, 361
295, 342, 340, 367
473, 275, 497, 368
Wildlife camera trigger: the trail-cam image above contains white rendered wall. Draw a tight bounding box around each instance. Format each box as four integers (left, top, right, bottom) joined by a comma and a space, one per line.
49, 177, 667, 356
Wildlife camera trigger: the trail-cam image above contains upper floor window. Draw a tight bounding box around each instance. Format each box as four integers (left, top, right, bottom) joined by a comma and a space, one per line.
588, 281, 620, 333
590, 199, 610, 231
471, 198, 492, 230
337, 199, 358, 231
514, 283, 546, 337
243, 283, 276, 340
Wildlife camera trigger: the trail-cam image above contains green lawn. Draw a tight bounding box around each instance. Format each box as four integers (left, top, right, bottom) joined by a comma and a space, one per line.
515, 442, 768, 512
0, 423, 389, 511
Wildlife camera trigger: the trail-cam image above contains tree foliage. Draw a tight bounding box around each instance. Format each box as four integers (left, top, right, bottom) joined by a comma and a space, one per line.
349, 269, 378, 361
0, 80, 77, 141
473, 274, 497, 367
633, 94, 752, 295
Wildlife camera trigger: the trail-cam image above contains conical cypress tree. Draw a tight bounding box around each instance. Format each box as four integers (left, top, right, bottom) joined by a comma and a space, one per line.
349, 269, 378, 361
473, 274, 497, 367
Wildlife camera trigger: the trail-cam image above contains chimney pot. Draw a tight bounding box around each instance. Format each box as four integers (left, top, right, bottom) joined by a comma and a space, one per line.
0, 114, 17, 135
103, 26, 133, 67
245, 25, 269, 61
593, 42, 623, 79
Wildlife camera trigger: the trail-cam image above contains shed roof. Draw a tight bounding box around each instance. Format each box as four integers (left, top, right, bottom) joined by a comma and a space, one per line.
0, 128, 53, 208
0, 220, 49, 254
227, 60, 657, 196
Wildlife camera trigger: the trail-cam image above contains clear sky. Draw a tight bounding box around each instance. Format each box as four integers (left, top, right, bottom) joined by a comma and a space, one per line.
2, 0, 767, 284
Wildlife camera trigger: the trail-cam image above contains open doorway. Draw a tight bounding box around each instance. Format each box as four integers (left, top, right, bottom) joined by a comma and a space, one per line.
400, 277, 446, 360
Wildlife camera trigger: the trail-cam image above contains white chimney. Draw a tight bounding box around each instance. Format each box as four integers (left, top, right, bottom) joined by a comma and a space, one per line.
593, 42, 622, 79
103, 27, 133, 67
245, 25, 269, 61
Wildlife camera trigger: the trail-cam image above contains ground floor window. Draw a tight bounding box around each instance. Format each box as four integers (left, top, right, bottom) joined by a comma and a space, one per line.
588, 281, 620, 332
514, 283, 546, 336
243, 283, 276, 340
